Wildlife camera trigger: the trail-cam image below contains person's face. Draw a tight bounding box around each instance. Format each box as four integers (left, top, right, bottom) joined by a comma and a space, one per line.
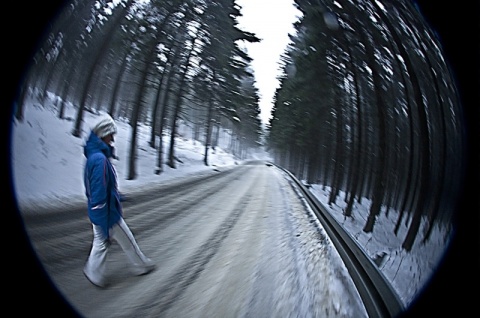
102, 133, 115, 145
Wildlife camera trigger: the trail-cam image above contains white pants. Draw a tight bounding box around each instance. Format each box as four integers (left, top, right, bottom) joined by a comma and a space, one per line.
84, 218, 153, 286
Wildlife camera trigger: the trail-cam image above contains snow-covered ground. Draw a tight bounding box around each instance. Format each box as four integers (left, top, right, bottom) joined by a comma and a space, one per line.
308, 185, 451, 307
11, 91, 269, 209
11, 91, 452, 310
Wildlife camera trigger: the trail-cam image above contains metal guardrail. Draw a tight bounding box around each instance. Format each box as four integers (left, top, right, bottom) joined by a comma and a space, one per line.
278, 165, 404, 318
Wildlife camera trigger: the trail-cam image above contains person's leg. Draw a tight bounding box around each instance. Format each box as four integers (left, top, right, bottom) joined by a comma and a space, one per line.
84, 224, 109, 287
110, 218, 155, 275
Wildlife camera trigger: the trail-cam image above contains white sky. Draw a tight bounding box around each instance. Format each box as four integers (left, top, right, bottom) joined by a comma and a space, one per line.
235, 0, 301, 125
11, 92, 450, 313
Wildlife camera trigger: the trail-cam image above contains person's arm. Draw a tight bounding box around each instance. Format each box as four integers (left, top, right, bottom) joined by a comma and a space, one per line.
88, 156, 109, 210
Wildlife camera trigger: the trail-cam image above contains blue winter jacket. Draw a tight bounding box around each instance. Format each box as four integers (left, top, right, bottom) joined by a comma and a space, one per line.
83, 131, 122, 238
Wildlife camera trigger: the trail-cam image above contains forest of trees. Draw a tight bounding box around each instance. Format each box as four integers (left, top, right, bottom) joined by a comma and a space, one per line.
267, 0, 465, 251
14, 0, 263, 179
13, 0, 466, 252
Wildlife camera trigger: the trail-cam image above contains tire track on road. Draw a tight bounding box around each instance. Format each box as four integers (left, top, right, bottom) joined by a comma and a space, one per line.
122, 168, 263, 317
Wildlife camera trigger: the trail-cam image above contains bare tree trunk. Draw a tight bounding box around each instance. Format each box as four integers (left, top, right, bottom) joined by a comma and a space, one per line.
155, 68, 175, 174
71, 0, 133, 137
344, 44, 363, 217
167, 37, 197, 168
203, 93, 214, 166
128, 45, 162, 177
109, 47, 131, 118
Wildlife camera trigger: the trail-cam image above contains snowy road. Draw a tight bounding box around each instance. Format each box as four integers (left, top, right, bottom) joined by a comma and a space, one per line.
22, 162, 367, 317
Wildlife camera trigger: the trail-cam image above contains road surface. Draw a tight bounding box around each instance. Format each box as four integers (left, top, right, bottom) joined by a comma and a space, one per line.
21, 162, 367, 317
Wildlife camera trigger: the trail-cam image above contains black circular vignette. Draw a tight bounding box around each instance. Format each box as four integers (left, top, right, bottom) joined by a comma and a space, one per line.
4, 1, 478, 316
5, 1, 81, 316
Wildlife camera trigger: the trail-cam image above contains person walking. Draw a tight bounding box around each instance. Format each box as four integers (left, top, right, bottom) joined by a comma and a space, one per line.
82, 114, 155, 287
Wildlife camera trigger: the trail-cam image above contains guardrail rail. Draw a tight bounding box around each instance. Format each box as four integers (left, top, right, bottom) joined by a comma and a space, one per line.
278, 165, 404, 318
